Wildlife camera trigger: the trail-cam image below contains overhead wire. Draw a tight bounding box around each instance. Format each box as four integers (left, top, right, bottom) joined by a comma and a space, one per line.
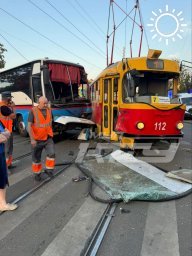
107, 0, 148, 60
123, 0, 128, 58
74, 0, 106, 36
44, 0, 105, 56
106, 2, 111, 66
110, 3, 116, 65
0, 29, 66, 59
137, 0, 149, 50
107, 2, 137, 63
0, 33, 29, 61
27, 0, 105, 58
0, 7, 102, 70
66, 0, 104, 40
130, 4, 137, 58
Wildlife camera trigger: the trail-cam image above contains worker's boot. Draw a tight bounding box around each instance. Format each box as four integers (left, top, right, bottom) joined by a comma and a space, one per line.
34, 173, 42, 181
44, 169, 54, 178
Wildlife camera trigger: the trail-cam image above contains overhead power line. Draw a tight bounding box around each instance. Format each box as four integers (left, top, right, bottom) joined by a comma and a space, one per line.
0, 29, 64, 59
74, 0, 106, 36
45, 0, 105, 55
0, 33, 29, 61
137, 0, 149, 50
66, 0, 105, 40
27, 0, 105, 57
0, 7, 101, 69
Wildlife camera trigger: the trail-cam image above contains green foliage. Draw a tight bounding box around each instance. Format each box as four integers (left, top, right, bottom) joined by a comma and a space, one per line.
179, 67, 192, 92
171, 58, 192, 92
0, 43, 7, 69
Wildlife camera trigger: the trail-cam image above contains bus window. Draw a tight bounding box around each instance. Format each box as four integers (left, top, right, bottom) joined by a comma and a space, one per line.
32, 75, 42, 103
45, 82, 54, 102
113, 78, 118, 104
0, 65, 31, 98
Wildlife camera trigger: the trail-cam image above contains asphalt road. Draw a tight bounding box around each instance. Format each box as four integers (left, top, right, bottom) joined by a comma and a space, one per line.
0, 122, 191, 256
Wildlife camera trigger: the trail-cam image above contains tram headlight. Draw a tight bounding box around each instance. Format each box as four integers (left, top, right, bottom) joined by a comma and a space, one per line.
176, 122, 184, 130
136, 122, 145, 130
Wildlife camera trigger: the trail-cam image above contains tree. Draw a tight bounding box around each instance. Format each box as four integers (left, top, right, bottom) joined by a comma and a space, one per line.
171, 59, 192, 93
0, 43, 7, 69
179, 67, 192, 92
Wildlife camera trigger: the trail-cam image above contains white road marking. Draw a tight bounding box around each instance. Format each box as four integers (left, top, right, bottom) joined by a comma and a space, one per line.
0, 165, 80, 240
141, 201, 179, 256
41, 197, 107, 256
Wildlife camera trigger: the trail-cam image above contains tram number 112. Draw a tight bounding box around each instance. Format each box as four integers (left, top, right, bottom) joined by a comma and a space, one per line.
154, 122, 166, 130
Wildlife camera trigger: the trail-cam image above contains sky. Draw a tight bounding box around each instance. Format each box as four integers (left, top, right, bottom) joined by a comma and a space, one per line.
0, 0, 191, 79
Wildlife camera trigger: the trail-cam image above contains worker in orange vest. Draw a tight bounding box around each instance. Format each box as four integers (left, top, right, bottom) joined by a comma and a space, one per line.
28, 96, 55, 180
0, 91, 16, 168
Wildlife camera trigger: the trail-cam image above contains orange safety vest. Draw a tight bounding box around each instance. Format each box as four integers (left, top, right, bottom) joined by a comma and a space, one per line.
31, 107, 53, 141
0, 101, 13, 132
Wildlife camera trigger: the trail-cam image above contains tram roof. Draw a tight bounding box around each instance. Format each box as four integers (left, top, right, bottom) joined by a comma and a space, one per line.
91, 57, 180, 83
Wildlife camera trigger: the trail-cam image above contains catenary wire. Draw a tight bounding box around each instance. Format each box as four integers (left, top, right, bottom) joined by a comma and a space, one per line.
66, 0, 104, 41
74, 0, 106, 36
0, 7, 102, 70
0, 29, 65, 59
27, 0, 105, 58
137, 0, 149, 50
44, 0, 105, 56
0, 33, 29, 61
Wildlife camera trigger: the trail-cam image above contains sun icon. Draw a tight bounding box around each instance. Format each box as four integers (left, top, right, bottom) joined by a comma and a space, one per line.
147, 5, 187, 45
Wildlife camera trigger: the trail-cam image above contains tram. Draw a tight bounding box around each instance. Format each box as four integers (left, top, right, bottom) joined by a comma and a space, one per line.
0, 59, 93, 136
90, 49, 185, 150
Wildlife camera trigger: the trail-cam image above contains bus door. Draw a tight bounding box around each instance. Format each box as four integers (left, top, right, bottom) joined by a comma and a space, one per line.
102, 78, 119, 140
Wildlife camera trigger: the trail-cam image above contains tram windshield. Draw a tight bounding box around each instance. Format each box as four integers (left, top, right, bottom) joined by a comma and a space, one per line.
122, 71, 176, 102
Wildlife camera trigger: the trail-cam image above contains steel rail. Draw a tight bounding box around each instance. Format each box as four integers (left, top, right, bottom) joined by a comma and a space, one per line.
13, 152, 32, 161
83, 203, 117, 256
0, 164, 71, 215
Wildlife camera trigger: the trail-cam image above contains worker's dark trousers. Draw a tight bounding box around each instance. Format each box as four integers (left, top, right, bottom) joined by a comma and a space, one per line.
5, 133, 13, 166
32, 137, 55, 173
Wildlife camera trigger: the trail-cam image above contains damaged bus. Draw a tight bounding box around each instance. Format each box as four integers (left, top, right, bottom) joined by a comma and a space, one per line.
0, 59, 93, 136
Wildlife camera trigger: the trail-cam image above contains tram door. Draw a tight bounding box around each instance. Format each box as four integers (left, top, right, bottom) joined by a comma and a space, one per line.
102, 78, 119, 140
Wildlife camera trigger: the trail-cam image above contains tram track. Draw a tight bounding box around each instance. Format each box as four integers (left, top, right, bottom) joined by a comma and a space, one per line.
83, 203, 117, 256
13, 152, 32, 161
0, 163, 72, 216
13, 139, 30, 145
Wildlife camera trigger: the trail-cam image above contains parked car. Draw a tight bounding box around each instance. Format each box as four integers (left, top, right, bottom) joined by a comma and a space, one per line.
177, 93, 192, 120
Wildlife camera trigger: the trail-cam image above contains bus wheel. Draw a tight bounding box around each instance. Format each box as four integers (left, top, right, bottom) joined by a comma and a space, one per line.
17, 116, 28, 137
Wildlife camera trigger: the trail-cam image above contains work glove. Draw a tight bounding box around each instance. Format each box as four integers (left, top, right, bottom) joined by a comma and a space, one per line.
0, 134, 7, 143
1, 129, 11, 139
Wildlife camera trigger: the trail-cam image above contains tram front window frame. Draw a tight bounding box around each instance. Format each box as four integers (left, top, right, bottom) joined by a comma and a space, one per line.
122, 71, 178, 102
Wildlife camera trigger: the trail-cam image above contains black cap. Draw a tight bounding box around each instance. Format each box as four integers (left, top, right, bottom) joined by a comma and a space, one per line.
1, 91, 13, 98
0, 105, 12, 116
